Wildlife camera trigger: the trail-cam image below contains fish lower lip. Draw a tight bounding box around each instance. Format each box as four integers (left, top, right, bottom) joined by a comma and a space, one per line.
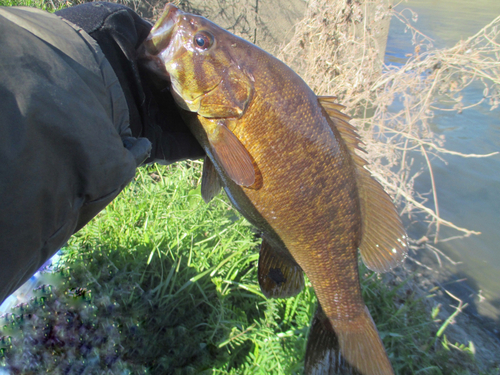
144, 4, 180, 56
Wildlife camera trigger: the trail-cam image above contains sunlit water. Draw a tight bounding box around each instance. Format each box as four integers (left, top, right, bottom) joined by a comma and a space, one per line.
386, 0, 500, 329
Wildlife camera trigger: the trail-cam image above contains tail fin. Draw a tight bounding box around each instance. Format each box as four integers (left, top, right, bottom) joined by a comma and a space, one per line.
305, 306, 393, 375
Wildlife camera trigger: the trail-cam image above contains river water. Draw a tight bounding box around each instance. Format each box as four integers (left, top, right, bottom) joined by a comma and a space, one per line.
385, 0, 500, 328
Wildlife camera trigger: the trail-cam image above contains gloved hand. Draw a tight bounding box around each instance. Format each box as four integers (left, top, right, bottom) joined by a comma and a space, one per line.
56, 2, 205, 164
0, 3, 203, 306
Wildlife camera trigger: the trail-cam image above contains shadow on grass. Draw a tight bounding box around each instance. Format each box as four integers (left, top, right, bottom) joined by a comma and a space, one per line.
0, 165, 311, 374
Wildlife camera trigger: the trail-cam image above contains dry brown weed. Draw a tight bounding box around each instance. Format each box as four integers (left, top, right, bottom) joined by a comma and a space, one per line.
279, 1, 500, 250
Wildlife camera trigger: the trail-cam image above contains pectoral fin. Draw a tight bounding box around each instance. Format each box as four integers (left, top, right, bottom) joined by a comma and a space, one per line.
318, 96, 408, 273
206, 121, 256, 187
201, 156, 222, 203
258, 238, 304, 298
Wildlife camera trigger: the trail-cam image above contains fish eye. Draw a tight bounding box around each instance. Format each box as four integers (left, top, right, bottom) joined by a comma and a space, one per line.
193, 32, 214, 50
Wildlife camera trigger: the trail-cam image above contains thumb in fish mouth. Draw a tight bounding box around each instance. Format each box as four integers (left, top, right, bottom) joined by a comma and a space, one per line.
137, 4, 181, 80
136, 41, 168, 84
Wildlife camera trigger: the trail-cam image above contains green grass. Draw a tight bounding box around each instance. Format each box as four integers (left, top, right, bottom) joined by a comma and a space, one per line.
0, 163, 496, 374
0, 0, 65, 11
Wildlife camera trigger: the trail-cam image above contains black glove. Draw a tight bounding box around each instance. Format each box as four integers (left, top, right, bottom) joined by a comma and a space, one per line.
56, 2, 205, 164
0, 3, 203, 306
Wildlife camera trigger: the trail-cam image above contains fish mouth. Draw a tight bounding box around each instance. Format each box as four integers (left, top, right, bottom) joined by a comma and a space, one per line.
139, 4, 181, 78
145, 4, 180, 55
171, 76, 223, 113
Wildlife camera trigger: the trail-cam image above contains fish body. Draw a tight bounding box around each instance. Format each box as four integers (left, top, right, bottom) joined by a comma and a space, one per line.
142, 5, 408, 374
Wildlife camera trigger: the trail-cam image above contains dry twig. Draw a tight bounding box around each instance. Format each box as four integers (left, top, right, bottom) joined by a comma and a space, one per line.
279, 1, 500, 244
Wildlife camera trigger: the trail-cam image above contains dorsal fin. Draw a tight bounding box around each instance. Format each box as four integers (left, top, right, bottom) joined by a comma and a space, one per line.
318, 96, 408, 272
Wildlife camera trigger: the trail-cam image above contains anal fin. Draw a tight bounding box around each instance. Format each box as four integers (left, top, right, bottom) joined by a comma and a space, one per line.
201, 156, 222, 203
258, 238, 304, 298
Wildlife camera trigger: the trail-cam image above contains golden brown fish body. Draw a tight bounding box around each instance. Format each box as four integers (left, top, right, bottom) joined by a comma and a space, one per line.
143, 5, 407, 374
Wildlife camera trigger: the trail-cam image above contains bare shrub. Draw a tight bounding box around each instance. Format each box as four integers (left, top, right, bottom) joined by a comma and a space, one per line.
279, 1, 500, 249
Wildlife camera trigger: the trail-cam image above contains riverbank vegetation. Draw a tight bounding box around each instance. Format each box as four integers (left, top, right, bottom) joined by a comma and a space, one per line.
279, 0, 500, 244
1, 0, 499, 374
1, 163, 495, 374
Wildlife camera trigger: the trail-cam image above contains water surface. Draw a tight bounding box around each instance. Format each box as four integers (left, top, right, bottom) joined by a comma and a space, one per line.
386, 0, 500, 327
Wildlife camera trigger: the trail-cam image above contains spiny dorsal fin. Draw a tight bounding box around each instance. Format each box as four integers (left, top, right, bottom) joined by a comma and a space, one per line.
258, 238, 304, 298
318, 96, 408, 272
201, 156, 222, 203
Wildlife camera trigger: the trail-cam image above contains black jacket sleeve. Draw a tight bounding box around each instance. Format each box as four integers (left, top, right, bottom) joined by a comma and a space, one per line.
0, 3, 203, 306
0, 6, 143, 305
56, 2, 205, 163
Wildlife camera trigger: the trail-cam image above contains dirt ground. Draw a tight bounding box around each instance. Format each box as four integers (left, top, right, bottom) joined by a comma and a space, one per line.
131, 0, 307, 54
399, 250, 500, 371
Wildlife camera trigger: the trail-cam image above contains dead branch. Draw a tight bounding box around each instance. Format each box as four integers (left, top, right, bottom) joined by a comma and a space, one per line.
279, 1, 500, 243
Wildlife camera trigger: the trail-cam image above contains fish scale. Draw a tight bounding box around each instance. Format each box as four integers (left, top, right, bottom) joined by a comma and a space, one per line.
142, 4, 408, 374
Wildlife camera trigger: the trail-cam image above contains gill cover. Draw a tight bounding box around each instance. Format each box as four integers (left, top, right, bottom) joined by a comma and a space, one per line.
198, 66, 253, 118
144, 4, 256, 187
145, 4, 254, 119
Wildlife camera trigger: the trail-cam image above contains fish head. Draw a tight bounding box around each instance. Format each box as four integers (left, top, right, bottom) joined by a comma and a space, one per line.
142, 4, 254, 118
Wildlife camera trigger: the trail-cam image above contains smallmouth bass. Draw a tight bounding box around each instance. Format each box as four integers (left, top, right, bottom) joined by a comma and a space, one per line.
142, 5, 408, 374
